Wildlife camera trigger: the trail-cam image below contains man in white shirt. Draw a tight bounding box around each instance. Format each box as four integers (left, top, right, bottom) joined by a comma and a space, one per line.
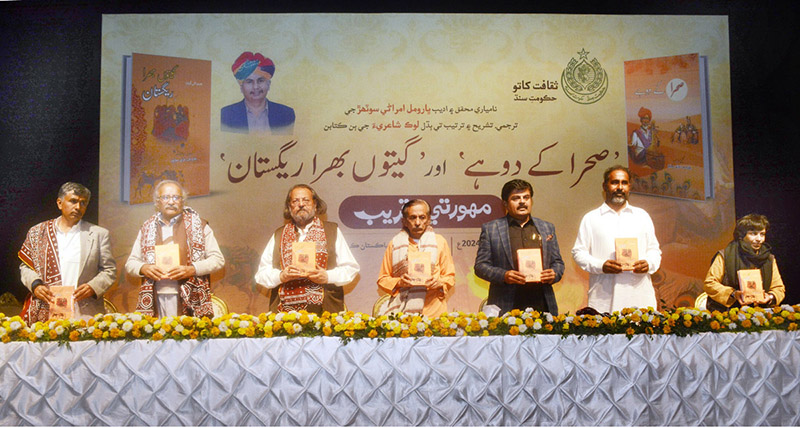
255, 184, 359, 314
571, 165, 662, 312
19, 182, 117, 322
126, 180, 224, 318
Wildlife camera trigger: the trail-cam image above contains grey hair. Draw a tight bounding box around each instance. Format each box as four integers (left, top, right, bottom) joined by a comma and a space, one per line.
153, 180, 189, 203
58, 182, 91, 201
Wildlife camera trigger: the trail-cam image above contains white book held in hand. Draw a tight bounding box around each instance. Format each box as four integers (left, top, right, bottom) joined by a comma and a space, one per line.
517, 248, 542, 282
49, 285, 75, 320
615, 237, 638, 271
292, 241, 317, 271
155, 243, 181, 269
407, 250, 432, 285
737, 269, 764, 304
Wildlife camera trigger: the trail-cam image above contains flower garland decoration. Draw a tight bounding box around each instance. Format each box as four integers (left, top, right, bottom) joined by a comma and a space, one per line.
2, 305, 799, 345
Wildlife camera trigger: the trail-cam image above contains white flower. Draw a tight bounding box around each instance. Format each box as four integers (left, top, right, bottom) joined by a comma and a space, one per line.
449, 322, 458, 330
35, 330, 44, 338
158, 328, 166, 336
87, 326, 95, 334
479, 319, 489, 329
0, 327, 6, 337
564, 316, 574, 324
336, 315, 345, 324
144, 324, 153, 334
122, 321, 133, 332
753, 318, 762, 326
293, 323, 302, 333
275, 313, 284, 322
545, 313, 554, 323
781, 304, 795, 313
218, 323, 228, 332
728, 323, 738, 330
10, 321, 21, 331
519, 324, 528, 333
239, 320, 250, 329
314, 322, 321, 330
457, 328, 466, 336
130, 313, 142, 323
417, 322, 427, 331
109, 322, 119, 330
505, 316, 517, 326
533, 321, 542, 330
55, 325, 65, 335
48, 321, 57, 330
98, 321, 108, 329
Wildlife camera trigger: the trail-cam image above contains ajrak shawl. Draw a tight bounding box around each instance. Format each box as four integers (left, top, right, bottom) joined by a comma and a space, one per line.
18, 219, 62, 323
278, 217, 328, 312
135, 207, 213, 317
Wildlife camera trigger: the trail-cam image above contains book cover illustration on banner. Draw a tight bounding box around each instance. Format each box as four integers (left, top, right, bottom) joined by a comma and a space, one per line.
122, 53, 211, 204
623, 53, 712, 200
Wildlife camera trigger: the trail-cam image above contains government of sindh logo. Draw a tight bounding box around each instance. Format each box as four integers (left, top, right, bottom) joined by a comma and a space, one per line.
561, 48, 608, 104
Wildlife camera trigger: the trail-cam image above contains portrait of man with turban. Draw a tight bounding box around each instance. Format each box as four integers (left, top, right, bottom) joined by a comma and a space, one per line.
220, 52, 295, 135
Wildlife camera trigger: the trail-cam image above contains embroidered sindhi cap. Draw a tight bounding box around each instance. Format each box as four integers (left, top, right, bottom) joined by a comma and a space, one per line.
232, 52, 275, 84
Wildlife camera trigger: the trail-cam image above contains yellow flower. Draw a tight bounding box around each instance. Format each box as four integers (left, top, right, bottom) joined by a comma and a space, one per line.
662, 325, 671, 334
322, 326, 332, 336
545, 324, 553, 332
741, 319, 752, 328
386, 331, 395, 338
774, 316, 785, 325
509, 326, 519, 336
626, 327, 635, 336
152, 332, 163, 340
368, 329, 378, 338
424, 329, 433, 337
683, 320, 692, 328
788, 323, 797, 331
48, 330, 58, 340
400, 330, 410, 338
710, 320, 720, 330
93, 329, 103, 339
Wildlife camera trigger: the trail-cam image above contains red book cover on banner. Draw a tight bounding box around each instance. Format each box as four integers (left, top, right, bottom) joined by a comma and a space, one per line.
122, 53, 211, 204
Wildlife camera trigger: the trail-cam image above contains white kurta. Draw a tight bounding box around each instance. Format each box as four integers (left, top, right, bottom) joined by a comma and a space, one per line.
571, 202, 661, 312
255, 221, 360, 289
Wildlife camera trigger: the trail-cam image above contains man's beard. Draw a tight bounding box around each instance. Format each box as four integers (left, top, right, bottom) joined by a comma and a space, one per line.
291, 208, 315, 225
609, 193, 627, 205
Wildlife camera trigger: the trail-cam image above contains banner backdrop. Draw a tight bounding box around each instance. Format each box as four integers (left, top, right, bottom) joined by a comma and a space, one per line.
99, 14, 734, 315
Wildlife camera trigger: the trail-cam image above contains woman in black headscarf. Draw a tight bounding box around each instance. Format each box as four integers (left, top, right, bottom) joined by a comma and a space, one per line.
704, 214, 786, 311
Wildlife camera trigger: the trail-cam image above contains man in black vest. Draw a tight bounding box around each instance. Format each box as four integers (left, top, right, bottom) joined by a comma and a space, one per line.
255, 184, 359, 314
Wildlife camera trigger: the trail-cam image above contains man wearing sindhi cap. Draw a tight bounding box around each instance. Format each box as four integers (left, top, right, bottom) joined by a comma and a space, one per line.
221, 51, 295, 135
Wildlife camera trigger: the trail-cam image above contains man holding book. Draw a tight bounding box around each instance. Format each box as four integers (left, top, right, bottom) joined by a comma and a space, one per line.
571, 165, 662, 313
703, 214, 784, 311
474, 179, 564, 315
255, 184, 359, 314
377, 199, 455, 317
19, 182, 117, 323
126, 180, 224, 317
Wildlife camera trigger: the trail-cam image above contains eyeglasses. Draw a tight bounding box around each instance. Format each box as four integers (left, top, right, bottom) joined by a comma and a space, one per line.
290, 198, 312, 206
158, 195, 183, 202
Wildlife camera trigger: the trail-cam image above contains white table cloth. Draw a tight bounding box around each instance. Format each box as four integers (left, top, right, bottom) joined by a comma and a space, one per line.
1, 331, 799, 425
